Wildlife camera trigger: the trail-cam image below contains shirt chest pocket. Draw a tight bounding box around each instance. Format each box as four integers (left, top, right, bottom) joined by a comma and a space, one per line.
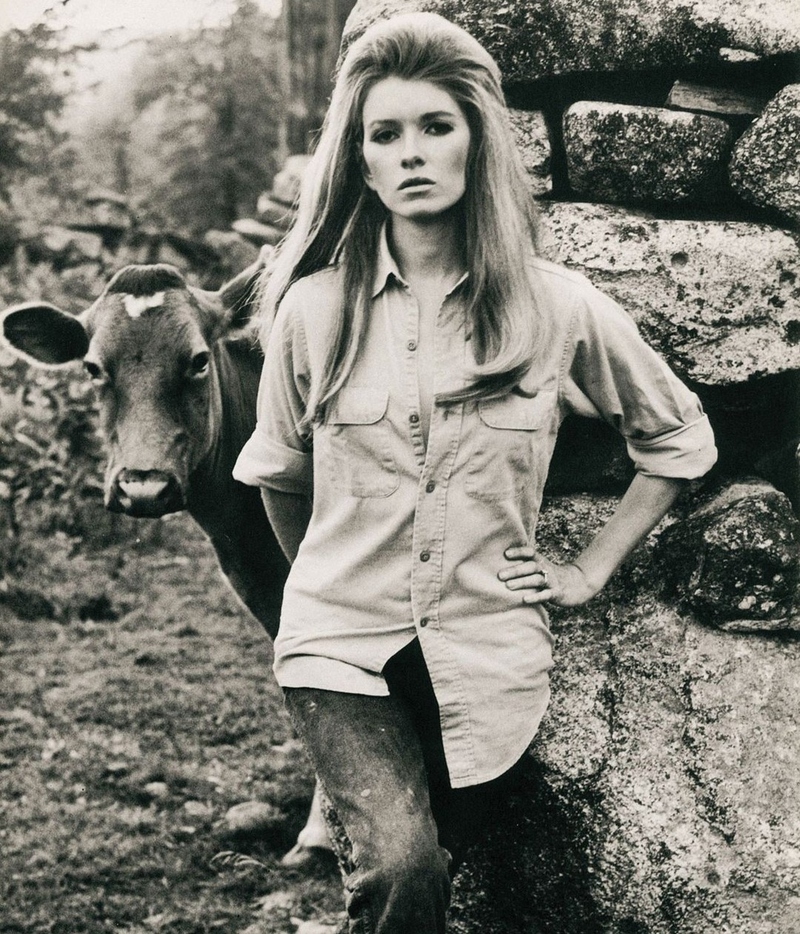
465, 391, 555, 501
324, 387, 399, 497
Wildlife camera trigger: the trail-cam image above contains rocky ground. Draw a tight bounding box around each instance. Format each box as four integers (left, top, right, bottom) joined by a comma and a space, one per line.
0, 510, 344, 934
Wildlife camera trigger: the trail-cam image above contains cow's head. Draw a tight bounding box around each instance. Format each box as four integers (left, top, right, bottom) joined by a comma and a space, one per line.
1, 256, 266, 518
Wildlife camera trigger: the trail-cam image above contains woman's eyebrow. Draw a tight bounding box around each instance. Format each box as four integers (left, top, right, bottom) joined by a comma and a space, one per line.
366, 110, 458, 129
366, 118, 401, 128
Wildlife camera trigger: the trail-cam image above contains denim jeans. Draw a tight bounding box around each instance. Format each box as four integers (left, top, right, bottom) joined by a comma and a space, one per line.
284, 638, 524, 934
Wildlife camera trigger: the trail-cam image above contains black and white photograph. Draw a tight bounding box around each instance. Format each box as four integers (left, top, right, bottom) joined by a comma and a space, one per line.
1, 1, 799, 932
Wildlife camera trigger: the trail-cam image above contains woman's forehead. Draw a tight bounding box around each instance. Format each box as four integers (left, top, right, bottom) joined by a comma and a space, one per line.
362, 77, 464, 124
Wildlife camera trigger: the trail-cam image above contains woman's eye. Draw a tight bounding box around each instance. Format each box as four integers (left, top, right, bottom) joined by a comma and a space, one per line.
370, 129, 397, 144
426, 121, 453, 136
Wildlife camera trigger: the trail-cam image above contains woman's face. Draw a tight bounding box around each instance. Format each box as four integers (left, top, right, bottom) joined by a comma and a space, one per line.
361, 76, 471, 222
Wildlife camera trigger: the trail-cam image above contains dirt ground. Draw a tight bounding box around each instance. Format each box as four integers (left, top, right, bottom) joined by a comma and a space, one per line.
0, 510, 344, 934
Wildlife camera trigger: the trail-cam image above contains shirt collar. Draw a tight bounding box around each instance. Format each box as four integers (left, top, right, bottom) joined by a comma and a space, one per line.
371, 224, 406, 298
371, 223, 469, 299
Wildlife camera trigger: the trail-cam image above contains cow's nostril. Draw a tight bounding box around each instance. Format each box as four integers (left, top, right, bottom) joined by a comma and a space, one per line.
110, 470, 185, 517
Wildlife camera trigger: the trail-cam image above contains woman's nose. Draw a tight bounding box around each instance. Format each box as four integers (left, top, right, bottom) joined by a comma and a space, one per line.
401, 153, 424, 169
400, 133, 424, 169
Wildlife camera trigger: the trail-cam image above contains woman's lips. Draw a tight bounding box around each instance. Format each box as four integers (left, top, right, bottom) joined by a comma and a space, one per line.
398, 177, 434, 190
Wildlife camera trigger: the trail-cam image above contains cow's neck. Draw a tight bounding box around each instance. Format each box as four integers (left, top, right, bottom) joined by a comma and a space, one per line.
188, 335, 262, 521
185, 336, 287, 635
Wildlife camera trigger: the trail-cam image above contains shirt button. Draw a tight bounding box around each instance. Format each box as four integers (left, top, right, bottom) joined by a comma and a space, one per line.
409, 413, 420, 424
425, 480, 436, 493
420, 616, 429, 627
407, 340, 417, 351
420, 551, 430, 562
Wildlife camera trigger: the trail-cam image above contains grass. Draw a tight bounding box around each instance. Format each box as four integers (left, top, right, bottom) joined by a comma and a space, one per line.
0, 509, 343, 934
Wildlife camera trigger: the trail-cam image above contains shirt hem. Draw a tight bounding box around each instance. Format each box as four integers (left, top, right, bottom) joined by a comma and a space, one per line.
447, 686, 551, 789
274, 655, 391, 696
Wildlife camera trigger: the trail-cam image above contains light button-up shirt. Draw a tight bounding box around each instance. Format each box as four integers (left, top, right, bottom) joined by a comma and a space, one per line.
233, 233, 717, 788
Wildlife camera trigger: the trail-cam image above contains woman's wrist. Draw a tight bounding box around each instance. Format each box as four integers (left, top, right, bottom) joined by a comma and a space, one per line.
569, 559, 607, 598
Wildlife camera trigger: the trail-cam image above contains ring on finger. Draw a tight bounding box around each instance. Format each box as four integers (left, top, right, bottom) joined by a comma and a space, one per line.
540, 569, 549, 588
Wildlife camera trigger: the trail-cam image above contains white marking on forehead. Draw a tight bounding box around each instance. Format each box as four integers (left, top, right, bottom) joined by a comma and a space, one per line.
122, 292, 166, 318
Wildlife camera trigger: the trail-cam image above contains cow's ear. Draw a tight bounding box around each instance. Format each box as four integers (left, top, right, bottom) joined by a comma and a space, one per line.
217, 245, 272, 332
1, 303, 89, 366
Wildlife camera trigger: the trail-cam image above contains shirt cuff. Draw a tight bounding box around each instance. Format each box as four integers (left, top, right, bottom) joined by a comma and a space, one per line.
232, 430, 313, 494
626, 413, 718, 479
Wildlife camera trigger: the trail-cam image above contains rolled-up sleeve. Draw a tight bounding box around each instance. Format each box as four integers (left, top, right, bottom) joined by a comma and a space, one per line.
561, 284, 717, 480
232, 287, 313, 494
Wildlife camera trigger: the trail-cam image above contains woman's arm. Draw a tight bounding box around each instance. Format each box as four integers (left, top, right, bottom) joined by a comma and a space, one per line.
499, 473, 685, 607
261, 488, 312, 564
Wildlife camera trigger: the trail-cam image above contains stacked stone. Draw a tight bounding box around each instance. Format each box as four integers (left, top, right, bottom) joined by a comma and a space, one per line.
202, 155, 308, 278
230, 154, 309, 247
337, 4, 800, 934
17, 190, 248, 304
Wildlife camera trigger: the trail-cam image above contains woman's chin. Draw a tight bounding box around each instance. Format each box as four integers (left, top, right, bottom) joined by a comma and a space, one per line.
392, 203, 462, 225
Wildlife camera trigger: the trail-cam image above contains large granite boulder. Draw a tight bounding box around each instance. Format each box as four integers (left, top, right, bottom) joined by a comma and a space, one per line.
563, 102, 732, 204
654, 479, 800, 631
344, 0, 800, 83
508, 108, 552, 197
447, 494, 800, 933
537, 201, 800, 385
729, 84, 800, 225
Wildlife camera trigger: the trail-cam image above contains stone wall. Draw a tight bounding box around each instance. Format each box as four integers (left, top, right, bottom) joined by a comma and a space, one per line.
334, 2, 800, 932
4, 189, 270, 310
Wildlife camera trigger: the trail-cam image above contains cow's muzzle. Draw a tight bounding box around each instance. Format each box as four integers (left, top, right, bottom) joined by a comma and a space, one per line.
107, 469, 186, 518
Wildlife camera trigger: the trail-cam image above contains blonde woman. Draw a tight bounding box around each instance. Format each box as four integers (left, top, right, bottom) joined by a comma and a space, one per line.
234, 12, 716, 932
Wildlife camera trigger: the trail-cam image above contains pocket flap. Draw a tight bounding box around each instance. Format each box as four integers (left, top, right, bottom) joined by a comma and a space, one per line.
329, 387, 389, 425
478, 391, 554, 430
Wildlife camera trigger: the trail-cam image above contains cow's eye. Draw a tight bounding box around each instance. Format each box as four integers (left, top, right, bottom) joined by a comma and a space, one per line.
188, 351, 210, 378
83, 360, 107, 383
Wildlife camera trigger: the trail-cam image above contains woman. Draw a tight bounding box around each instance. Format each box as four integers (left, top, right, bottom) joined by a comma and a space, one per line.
234, 11, 716, 933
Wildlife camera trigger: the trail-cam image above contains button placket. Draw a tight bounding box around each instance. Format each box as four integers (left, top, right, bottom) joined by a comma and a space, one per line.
403, 292, 426, 465
411, 411, 463, 641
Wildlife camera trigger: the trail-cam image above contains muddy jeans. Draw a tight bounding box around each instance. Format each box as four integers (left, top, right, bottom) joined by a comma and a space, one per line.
284, 638, 524, 934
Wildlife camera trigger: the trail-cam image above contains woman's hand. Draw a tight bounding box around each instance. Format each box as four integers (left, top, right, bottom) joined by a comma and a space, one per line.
498, 478, 686, 608
498, 545, 598, 607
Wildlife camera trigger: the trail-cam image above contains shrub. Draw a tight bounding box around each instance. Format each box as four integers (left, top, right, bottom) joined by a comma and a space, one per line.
0, 351, 107, 566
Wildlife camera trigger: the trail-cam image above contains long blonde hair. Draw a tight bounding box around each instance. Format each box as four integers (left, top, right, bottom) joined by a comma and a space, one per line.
260, 12, 544, 421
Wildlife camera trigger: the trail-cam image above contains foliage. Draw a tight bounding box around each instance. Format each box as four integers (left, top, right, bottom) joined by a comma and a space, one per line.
0, 21, 81, 203
0, 352, 105, 564
0, 261, 113, 572
0, 2, 288, 566
126, 0, 286, 233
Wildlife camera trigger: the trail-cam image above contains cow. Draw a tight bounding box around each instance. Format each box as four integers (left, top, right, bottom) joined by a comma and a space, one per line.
0, 259, 331, 867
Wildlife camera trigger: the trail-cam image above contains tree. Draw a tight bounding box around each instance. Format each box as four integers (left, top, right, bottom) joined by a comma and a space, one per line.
284, 0, 357, 154
0, 22, 71, 201
129, 0, 286, 232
